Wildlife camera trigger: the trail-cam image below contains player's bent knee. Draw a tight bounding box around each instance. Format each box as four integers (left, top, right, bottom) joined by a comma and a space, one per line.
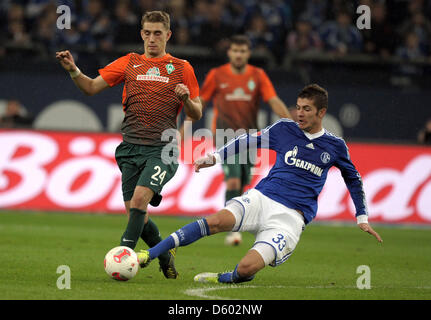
237, 249, 267, 278
206, 216, 224, 234
236, 264, 252, 278
206, 210, 236, 234
237, 261, 260, 278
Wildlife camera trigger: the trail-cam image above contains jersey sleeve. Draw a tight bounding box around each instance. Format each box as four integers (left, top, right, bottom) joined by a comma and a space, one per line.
258, 68, 277, 102
182, 61, 200, 100
199, 68, 217, 102
334, 141, 368, 218
214, 119, 290, 162
98, 54, 131, 87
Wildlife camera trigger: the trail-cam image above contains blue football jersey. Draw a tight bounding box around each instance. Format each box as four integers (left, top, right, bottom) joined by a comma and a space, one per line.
215, 119, 368, 224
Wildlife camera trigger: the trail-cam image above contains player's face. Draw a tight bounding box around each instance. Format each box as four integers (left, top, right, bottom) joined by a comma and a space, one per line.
141, 22, 172, 58
296, 98, 326, 133
227, 44, 251, 70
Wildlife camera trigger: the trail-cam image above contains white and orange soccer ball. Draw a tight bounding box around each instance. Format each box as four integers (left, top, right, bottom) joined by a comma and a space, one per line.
104, 246, 139, 281
224, 232, 242, 246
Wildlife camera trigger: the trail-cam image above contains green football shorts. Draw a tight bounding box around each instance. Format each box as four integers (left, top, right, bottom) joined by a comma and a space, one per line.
115, 141, 179, 202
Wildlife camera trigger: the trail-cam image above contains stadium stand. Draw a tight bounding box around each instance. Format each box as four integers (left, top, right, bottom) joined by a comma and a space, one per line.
1, 0, 430, 64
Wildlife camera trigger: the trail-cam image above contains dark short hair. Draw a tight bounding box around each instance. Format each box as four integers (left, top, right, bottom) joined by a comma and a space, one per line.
298, 84, 328, 110
141, 11, 170, 30
229, 35, 252, 49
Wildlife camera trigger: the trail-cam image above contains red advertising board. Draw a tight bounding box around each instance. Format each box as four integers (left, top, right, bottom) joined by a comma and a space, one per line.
1, 129, 430, 224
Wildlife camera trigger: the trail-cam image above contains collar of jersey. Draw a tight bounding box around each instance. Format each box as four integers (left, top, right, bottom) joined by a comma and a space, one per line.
303, 128, 325, 140
225, 63, 251, 76
140, 53, 172, 61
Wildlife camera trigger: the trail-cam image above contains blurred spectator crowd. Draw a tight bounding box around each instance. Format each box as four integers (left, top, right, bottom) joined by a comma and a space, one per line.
1, 0, 431, 66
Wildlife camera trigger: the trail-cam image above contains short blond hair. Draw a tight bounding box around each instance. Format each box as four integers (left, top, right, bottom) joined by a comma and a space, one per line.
141, 11, 170, 30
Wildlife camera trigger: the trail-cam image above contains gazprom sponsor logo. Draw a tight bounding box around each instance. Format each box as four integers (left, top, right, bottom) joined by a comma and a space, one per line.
284, 146, 323, 177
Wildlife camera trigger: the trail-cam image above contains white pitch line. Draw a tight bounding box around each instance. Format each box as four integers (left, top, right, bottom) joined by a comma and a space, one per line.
184, 285, 431, 300
184, 285, 260, 300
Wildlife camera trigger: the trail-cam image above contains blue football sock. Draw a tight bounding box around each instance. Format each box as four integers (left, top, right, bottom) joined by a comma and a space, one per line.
218, 264, 255, 284
148, 219, 210, 260
148, 236, 175, 260
217, 271, 234, 283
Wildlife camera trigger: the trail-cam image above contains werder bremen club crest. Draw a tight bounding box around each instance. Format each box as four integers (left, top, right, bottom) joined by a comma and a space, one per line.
165, 62, 175, 74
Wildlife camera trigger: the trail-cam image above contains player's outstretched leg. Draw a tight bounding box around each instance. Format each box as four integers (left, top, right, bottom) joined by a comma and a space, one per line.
137, 209, 236, 268
138, 218, 210, 267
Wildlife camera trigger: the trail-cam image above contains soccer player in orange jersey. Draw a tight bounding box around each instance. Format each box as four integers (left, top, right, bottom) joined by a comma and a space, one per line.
182, 35, 291, 244
56, 11, 202, 279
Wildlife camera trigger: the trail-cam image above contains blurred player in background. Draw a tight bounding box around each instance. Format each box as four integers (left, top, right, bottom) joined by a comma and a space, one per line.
417, 118, 431, 144
137, 84, 382, 284
181, 35, 291, 245
56, 11, 202, 279
0, 99, 33, 129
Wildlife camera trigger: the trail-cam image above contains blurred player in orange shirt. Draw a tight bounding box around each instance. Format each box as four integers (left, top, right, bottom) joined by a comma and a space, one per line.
56, 11, 202, 279
181, 35, 291, 245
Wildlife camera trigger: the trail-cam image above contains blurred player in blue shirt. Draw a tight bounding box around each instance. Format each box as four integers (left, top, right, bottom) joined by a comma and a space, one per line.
137, 84, 382, 284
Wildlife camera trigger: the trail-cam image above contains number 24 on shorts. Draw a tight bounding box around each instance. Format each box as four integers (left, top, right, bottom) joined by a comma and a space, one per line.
150, 166, 166, 186
272, 234, 287, 251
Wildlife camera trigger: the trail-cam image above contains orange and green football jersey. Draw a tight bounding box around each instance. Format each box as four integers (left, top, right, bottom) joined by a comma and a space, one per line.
99, 53, 199, 145
200, 63, 277, 133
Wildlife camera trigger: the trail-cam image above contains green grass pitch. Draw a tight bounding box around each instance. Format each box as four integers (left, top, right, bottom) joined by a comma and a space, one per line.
1, 211, 430, 300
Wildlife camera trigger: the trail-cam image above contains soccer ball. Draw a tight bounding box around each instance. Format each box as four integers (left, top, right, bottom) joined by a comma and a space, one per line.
224, 232, 242, 246
104, 246, 139, 281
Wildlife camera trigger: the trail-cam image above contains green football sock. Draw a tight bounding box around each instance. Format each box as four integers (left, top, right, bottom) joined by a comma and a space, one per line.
225, 189, 242, 202
141, 218, 170, 266
120, 208, 146, 250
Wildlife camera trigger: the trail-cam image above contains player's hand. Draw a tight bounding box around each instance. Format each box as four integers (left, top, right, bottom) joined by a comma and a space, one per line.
358, 223, 383, 243
194, 154, 216, 172
55, 50, 77, 72
175, 83, 190, 102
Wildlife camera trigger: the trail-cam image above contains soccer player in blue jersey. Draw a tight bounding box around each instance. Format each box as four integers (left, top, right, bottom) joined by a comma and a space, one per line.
137, 84, 382, 284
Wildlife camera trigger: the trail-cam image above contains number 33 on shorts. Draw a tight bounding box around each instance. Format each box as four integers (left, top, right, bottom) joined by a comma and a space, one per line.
269, 232, 295, 265
272, 233, 287, 251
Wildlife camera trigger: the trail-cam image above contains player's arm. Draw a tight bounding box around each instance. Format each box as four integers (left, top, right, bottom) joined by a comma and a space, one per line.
175, 84, 202, 121
187, 98, 209, 117
335, 142, 383, 243
184, 96, 203, 121
182, 68, 216, 129
259, 69, 292, 119
184, 97, 209, 121
194, 120, 285, 172
196, 68, 216, 117
179, 98, 208, 141
56, 50, 109, 96
177, 62, 203, 121
178, 65, 214, 141
267, 96, 292, 119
